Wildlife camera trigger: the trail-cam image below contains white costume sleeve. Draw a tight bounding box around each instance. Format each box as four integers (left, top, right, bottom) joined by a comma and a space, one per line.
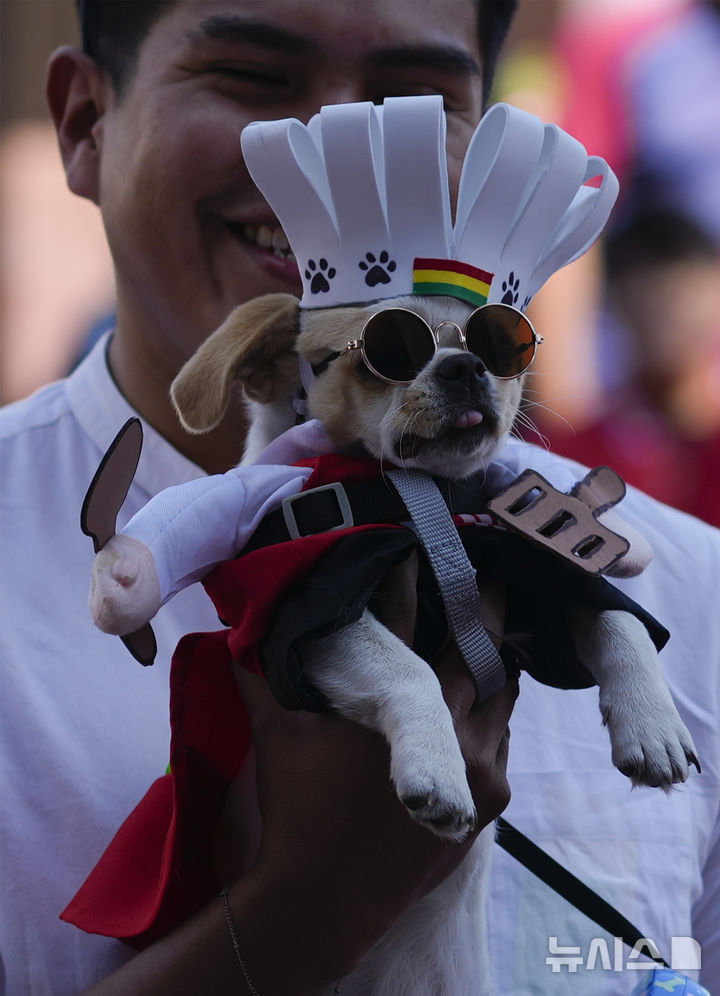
120, 463, 313, 605
118, 420, 339, 606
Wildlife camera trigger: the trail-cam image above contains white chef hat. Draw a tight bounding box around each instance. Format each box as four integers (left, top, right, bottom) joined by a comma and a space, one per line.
241, 96, 618, 311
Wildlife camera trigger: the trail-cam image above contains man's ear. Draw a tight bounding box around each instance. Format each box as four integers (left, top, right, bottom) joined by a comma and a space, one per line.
45, 46, 110, 204
171, 294, 301, 433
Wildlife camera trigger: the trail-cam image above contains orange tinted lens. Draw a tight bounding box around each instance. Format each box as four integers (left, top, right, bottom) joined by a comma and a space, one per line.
465, 305, 536, 378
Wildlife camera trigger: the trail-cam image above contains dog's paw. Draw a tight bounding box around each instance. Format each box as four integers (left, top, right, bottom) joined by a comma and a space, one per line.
391, 736, 476, 841
399, 777, 477, 841
89, 535, 161, 635
602, 689, 701, 791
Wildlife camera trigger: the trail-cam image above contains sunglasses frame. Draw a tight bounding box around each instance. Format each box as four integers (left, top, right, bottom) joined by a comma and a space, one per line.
338, 304, 543, 385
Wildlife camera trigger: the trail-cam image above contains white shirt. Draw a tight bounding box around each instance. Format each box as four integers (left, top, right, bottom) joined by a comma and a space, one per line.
1, 337, 718, 994
489, 442, 720, 993
0, 338, 220, 995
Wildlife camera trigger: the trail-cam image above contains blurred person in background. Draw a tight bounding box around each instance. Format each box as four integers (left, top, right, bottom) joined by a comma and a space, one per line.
539, 207, 720, 525
0, 121, 115, 403
558, 0, 720, 241
519, 0, 720, 517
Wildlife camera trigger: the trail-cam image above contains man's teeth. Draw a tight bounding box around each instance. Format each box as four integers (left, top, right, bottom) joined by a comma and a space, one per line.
243, 224, 296, 262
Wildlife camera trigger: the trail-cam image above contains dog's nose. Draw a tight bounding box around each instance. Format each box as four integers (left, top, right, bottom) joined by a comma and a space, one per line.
434, 352, 487, 389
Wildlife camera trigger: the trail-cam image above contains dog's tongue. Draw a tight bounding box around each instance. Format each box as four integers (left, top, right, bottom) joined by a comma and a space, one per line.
453, 411, 484, 429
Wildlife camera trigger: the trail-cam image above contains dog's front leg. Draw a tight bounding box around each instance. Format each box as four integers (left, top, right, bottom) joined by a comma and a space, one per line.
571, 608, 699, 789
304, 610, 477, 841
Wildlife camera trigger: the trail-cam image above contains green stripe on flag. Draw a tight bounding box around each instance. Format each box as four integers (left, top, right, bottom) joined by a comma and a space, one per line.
412, 280, 489, 307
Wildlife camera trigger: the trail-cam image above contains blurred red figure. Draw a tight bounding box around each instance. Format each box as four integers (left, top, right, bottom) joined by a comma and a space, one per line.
541, 208, 720, 526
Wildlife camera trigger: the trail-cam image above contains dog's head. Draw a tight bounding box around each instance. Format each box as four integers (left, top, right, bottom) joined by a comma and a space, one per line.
171, 292, 535, 479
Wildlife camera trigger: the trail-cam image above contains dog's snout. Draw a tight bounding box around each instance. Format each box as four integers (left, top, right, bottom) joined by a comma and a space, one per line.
434, 352, 487, 389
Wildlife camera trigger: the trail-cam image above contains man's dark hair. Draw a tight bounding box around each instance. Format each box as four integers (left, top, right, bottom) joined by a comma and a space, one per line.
76, 0, 517, 102
606, 207, 719, 282
75, 1, 175, 96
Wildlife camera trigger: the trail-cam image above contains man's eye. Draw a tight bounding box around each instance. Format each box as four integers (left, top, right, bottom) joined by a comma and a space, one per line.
371, 86, 438, 103
210, 65, 290, 88
369, 87, 466, 115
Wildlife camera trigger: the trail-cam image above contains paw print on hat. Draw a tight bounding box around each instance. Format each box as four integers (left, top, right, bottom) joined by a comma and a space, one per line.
305, 258, 336, 295
359, 250, 397, 288
501, 272, 520, 306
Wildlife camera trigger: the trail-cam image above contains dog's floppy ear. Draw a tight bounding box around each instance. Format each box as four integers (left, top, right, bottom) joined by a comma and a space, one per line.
171, 294, 301, 433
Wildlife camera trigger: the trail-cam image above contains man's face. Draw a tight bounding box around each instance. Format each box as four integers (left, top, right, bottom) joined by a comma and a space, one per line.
94, 0, 484, 375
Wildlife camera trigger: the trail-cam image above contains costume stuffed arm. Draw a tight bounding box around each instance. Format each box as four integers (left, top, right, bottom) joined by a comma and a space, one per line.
88, 420, 338, 639
89, 457, 317, 637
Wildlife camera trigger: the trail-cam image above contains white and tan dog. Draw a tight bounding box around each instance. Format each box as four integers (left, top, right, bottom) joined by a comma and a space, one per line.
172, 290, 697, 791
91, 290, 698, 994
172, 292, 697, 992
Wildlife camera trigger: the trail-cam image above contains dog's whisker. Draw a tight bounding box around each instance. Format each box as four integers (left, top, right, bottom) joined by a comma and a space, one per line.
521, 397, 577, 435
474, 458, 490, 489
512, 410, 551, 451
512, 417, 541, 441
511, 423, 550, 451
378, 406, 404, 474
395, 408, 426, 468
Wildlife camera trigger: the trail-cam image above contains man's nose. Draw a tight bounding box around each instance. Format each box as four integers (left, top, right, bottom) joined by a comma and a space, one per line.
304, 77, 370, 119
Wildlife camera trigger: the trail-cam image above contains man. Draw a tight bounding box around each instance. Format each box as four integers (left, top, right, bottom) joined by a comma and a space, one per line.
1, 3, 517, 994
0, 2, 717, 994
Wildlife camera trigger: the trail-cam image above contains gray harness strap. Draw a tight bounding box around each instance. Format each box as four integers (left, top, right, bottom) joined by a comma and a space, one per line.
386, 469, 506, 699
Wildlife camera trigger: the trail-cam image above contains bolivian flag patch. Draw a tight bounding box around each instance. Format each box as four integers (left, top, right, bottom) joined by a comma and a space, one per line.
413, 257, 494, 307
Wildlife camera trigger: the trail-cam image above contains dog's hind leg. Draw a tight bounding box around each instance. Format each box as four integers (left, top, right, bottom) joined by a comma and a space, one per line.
304, 609, 476, 841
571, 608, 700, 789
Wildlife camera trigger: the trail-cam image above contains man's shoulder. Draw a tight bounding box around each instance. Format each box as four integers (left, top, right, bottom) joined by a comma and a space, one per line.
0, 377, 100, 498
499, 438, 593, 488
0, 379, 72, 443
501, 439, 720, 551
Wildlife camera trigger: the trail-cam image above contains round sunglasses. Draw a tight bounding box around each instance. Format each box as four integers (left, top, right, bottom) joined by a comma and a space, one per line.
316, 304, 542, 385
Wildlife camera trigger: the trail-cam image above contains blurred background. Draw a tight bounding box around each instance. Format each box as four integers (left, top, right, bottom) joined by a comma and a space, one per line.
2, 0, 719, 524
0, 0, 114, 404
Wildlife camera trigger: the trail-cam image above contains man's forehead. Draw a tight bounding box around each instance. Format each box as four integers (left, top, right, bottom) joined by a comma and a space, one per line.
174, 0, 481, 59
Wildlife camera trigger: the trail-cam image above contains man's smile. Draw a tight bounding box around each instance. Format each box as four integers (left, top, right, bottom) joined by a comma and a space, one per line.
233, 222, 296, 262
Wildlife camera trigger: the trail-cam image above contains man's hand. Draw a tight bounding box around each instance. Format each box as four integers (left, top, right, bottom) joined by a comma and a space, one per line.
228, 655, 516, 991
224, 552, 517, 991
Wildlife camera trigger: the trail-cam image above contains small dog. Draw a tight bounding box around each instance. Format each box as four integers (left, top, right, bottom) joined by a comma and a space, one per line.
163, 291, 698, 994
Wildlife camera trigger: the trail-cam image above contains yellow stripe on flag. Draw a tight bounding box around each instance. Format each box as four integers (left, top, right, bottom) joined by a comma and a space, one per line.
413, 268, 491, 297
